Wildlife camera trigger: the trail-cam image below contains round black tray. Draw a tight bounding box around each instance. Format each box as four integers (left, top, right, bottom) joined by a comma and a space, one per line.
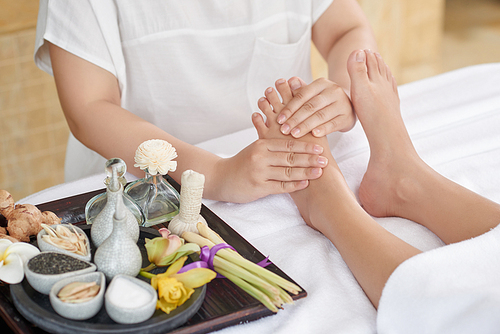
10, 226, 206, 334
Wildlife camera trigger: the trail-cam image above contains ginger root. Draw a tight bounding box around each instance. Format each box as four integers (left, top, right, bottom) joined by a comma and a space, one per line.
0, 226, 18, 243
0, 190, 61, 242
0, 233, 20, 243
0, 189, 15, 218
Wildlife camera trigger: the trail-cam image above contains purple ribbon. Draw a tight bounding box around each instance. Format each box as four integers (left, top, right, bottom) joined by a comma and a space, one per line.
177, 243, 271, 278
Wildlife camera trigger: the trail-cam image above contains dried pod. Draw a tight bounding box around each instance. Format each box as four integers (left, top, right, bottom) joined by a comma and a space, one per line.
58, 281, 99, 303
41, 224, 88, 256
42, 224, 58, 238
58, 281, 95, 298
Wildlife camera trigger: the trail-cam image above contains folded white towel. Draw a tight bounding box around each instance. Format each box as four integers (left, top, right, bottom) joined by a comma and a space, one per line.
378, 225, 500, 334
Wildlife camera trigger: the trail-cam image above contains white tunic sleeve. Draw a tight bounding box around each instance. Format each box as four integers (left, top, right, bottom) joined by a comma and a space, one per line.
35, 0, 117, 78
312, 0, 334, 23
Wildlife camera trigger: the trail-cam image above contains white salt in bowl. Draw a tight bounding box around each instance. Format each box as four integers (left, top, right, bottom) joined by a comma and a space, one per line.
105, 275, 157, 324
24, 252, 96, 294
37, 224, 92, 262
49, 272, 105, 320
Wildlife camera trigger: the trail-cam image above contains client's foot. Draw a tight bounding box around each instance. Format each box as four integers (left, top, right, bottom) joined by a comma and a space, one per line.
255, 79, 292, 139
347, 50, 427, 218
255, 80, 354, 229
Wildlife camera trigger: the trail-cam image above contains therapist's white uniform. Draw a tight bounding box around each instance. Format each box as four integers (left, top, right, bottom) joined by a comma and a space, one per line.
34, 0, 334, 181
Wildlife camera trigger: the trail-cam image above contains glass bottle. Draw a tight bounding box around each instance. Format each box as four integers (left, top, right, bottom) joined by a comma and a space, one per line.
125, 170, 180, 227
85, 158, 144, 228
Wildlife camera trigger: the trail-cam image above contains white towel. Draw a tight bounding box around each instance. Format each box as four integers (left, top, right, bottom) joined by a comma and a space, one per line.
377, 225, 500, 334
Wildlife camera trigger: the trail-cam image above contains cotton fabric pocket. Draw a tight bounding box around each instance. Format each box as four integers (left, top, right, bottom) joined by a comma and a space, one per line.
247, 13, 313, 110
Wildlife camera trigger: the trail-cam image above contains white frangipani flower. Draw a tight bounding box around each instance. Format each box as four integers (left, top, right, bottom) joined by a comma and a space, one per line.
0, 239, 40, 284
134, 139, 178, 175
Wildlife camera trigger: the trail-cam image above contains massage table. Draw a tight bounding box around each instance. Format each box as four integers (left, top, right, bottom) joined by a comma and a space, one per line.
20, 63, 500, 333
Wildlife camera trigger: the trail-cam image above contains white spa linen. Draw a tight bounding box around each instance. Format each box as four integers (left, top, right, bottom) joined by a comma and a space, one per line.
34, 0, 333, 182
21, 63, 500, 333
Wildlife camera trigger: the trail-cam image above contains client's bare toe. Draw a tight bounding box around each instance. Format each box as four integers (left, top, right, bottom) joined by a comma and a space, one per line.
365, 49, 380, 80
275, 78, 293, 105
347, 49, 368, 82
374, 52, 387, 78
264, 87, 285, 114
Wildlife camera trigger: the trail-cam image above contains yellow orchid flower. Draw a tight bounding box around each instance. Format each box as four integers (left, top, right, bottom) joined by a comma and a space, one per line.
156, 277, 194, 314
0, 240, 40, 284
148, 256, 216, 314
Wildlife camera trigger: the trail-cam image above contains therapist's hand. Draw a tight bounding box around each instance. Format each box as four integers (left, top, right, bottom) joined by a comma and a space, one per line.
211, 136, 328, 203
276, 77, 356, 138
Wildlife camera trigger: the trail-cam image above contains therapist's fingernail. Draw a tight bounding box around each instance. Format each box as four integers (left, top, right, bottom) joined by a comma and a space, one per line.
277, 115, 286, 124
291, 128, 300, 137
281, 124, 290, 134
356, 51, 365, 62
318, 156, 328, 166
313, 128, 322, 136
290, 79, 301, 91
311, 168, 322, 176
313, 145, 323, 154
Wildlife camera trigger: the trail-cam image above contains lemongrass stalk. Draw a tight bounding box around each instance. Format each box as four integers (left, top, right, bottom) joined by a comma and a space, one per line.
216, 266, 278, 313
254, 271, 294, 305
215, 248, 301, 294
268, 280, 294, 305
197, 222, 226, 244
183, 231, 301, 294
197, 223, 246, 259
215, 264, 284, 308
213, 256, 279, 300
182, 231, 215, 248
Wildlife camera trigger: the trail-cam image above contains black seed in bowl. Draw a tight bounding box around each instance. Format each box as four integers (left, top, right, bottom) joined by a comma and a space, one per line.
28, 253, 91, 275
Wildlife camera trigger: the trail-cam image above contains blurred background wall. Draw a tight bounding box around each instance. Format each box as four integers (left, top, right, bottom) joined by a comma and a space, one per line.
1, 0, 500, 201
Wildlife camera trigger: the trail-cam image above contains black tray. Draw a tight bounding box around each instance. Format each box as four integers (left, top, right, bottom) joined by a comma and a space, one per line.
2, 176, 307, 333
10, 227, 206, 334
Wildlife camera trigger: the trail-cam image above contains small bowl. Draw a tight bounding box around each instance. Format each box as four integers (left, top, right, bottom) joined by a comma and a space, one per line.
37, 224, 92, 262
24, 252, 96, 295
105, 275, 157, 324
49, 272, 105, 320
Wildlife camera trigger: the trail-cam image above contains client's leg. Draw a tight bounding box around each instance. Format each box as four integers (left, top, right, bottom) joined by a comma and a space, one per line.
254, 81, 421, 308
348, 49, 500, 244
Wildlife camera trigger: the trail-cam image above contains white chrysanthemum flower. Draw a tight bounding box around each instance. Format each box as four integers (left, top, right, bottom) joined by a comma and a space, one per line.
134, 139, 178, 175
